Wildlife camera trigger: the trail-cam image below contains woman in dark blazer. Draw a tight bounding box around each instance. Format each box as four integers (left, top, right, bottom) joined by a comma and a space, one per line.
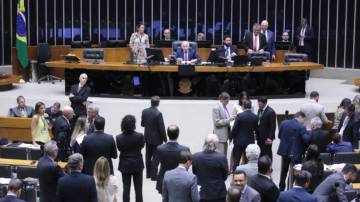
301, 144, 324, 193
116, 115, 145, 202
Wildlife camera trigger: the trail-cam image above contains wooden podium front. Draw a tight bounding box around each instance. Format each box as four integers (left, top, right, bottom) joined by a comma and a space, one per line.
0, 117, 32, 142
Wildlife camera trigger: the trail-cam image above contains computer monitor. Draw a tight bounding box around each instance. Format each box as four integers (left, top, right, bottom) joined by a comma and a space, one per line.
71, 41, 83, 48
155, 40, 173, 47
247, 51, 270, 66
207, 49, 226, 63
233, 55, 248, 66
275, 41, 292, 50
145, 48, 165, 64
196, 40, 212, 48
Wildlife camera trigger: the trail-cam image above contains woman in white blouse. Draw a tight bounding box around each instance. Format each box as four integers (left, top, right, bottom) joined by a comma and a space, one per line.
94, 157, 119, 202
232, 91, 251, 116
129, 24, 150, 64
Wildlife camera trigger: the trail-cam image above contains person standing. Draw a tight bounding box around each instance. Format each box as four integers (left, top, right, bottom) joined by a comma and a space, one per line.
260, 20, 276, 60
69, 73, 91, 118
162, 150, 200, 202
116, 115, 145, 202
243, 23, 267, 53
192, 134, 228, 202
256, 97, 276, 160
31, 102, 52, 146
230, 100, 258, 171
277, 112, 311, 191
212, 92, 235, 157
300, 91, 330, 130
37, 141, 65, 202
296, 18, 314, 61
129, 24, 150, 64
93, 157, 118, 202
45, 102, 63, 126
156, 125, 190, 194
0, 179, 25, 202
8, 95, 34, 118
80, 116, 117, 175
232, 170, 261, 202
141, 96, 167, 180
70, 116, 87, 153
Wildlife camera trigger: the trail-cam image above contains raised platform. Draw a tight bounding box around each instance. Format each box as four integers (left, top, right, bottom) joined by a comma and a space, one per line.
0, 75, 20, 91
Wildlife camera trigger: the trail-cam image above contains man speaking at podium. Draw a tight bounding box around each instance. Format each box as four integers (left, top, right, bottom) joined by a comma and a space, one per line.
243, 23, 267, 54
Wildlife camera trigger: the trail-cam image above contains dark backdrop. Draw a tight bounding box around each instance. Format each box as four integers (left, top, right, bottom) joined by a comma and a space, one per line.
0, 0, 359, 68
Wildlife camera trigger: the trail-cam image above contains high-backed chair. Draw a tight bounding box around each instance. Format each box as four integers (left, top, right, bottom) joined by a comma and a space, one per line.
0, 165, 12, 178
319, 153, 333, 165
333, 152, 360, 164
37, 43, 62, 84
171, 41, 198, 55
16, 166, 38, 179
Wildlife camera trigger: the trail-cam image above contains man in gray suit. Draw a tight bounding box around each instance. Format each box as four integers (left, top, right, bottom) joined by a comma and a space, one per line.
233, 170, 261, 202
8, 95, 34, 118
314, 164, 358, 202
235, 144, 261, 178
212, 92, 235, 156
300, 91, 331, 130
162, 150, 200, 202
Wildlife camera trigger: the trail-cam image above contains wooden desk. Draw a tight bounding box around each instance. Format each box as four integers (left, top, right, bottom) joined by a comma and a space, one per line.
0, 117, 32, 142
354, 78, 360, 88
353, 183, 360, 189
0, 158, 67, 169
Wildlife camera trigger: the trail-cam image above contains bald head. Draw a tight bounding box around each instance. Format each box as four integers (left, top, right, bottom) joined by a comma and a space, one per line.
79, 73, 88, 86
63, 106, 74, 119
261, 20, 269, 31
181, 41, 190, 51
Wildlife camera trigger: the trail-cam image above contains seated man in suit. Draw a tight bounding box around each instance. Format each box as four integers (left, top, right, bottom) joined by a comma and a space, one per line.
216, 35, 239, 62
37, 140, 65, 202
175, 41, 200, 64
248, 156, 279, 202
69, 73, 91, 118
314, 164, 358, 202
243, 23, 267, 54
326, 133, 353, 154
45, 102, 63, 126
156, 125, 190, 193
162, 150, 200, 202
281, 31, 290, 42
56, 153, 97, 202
232, 170, 260, 202
277, 170, 317, 202
8, 95, 34, 118
309, 117, 331, 153
0, 179, 25, 202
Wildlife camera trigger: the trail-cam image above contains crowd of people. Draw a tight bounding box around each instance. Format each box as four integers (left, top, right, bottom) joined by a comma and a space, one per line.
1, 71, 360, 202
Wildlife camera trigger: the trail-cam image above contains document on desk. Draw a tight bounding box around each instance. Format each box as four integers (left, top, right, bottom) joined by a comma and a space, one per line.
17, 143, 41, 150
0, 178, 11, 185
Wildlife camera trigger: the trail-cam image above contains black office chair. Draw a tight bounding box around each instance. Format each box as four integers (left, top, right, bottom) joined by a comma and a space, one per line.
16, 166, 38, 179
28, 149, 42, 161
0, 165, 12, 178
333, 152, 360, 164
0, 147, 28, 160
37, 43, 62, 84
319, 153, 333, 165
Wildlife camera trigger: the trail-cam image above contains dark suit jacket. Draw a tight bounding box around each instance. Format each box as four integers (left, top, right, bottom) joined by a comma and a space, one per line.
243, 32, 267, 52
174, 48, 200, 62
257, 106, 276, 144
45, 107, 63, 125
326, 141, 353, 154
80, 131, 118, 175
338, 114, 359, 148
216, 45, 239, 58
69, 84, 91, 117
116, 131, 145, 174
156, 142, 190, 193
262, 30, 276, 57
141, 107, 167, 145
313, 172, 348, 202
230, 110, 258, 146
51, 116, 73, 161
309, 129, 331, 153
277, 119, 311, 162
56, 172, 97, 202
249, 174, 280, 202
277, 187, 317, 202
192, 151, 228, 200
0, 195, 25, 202
295, 25, 314, 55
37, 156, 65, 202
8, 106, 34, 118
301, 159, 324, 193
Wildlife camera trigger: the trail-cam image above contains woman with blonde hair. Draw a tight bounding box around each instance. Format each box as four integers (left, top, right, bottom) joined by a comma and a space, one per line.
93, 156, 118, 202
70, 116, 87, 153
31, 102, 51, 146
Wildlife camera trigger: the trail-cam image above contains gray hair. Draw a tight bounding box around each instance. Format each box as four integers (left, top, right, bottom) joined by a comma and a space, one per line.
87, 104, 99, 114
245, 144, 261, 161
310, 117, 322, 129
67, 153, 84, 171
44, 140, 58, 158
203, 134, 219, 152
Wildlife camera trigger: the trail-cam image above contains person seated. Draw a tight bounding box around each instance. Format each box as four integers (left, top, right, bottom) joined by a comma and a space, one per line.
281, 31, 290, 42
235, 144, 260, 178
217, 35, 239, 62
45, 102, 63, 125
163, 28, 172, 41
301, 144, 324, 193
0, 179, 25, 202
243, 23, 267, 54
196, 32, 206, 41
8, 95, 34, 118
326, 133, 353, 154
175, 41, 200, 64
309, 117, 331, 153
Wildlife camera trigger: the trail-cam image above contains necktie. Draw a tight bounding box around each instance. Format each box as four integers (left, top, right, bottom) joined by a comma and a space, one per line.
258, 109, 263, 125
224, 107, 230, 118
253, 35, 258, 51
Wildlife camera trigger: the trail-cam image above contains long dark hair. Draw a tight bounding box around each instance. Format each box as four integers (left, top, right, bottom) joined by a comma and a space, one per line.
34, 102, 45, 114
238, 91, 249, 106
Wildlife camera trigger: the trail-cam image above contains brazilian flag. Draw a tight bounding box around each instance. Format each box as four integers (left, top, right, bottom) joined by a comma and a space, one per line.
16, 0, 28, 69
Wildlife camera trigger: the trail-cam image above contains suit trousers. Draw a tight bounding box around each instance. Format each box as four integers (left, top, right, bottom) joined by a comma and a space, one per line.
218, 142, 228, 157
145, 144, 159, 179
279, 156, 300, 191
258, 142, 273, 160
122, 172, 143, 202
232, 145, 247, 172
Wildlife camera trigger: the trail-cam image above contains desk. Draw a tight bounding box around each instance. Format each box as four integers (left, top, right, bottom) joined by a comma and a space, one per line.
0, 158, 67, 169
47, 61, 324, 98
